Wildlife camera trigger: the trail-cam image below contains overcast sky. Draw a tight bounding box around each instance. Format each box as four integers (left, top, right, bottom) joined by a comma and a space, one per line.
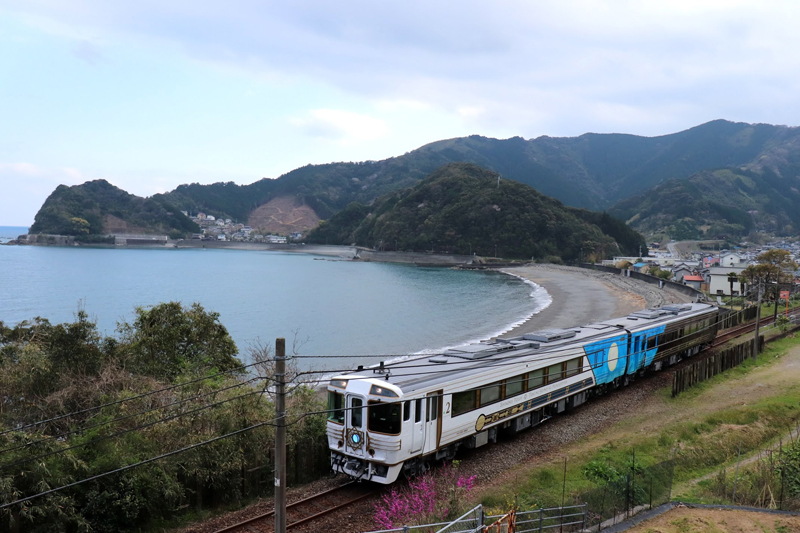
2, 0, 800, 225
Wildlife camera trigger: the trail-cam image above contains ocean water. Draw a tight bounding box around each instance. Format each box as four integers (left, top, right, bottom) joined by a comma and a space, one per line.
0, 226, 28, 243
0, 245, 547, 372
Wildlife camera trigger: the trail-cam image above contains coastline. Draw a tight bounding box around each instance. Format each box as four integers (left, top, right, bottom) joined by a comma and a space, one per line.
493, 264, 693, 340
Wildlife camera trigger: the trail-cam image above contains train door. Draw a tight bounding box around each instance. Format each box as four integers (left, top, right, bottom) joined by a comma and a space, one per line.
631, 335, 642, 373
423, 390, 442, 454
345, 394, 366, 458
410, 398, 424, 453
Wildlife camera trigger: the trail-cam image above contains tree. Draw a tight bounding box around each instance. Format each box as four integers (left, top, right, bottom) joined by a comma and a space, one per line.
727, 271, 739, 303
70, 217, 91, 235
118, 302, 240, 381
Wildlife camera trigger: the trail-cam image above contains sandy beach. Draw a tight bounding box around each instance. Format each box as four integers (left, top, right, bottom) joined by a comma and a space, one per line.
497, 264, 693, 339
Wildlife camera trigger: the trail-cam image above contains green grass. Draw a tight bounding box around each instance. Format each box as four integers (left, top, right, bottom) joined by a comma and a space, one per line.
480, 333, 800, 512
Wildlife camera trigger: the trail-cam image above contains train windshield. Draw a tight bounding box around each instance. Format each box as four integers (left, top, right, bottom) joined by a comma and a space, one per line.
327, 391, 345, 424
368, 401, 402, 435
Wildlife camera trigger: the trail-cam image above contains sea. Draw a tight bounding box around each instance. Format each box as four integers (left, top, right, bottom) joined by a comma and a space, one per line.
0, 226, 550, 373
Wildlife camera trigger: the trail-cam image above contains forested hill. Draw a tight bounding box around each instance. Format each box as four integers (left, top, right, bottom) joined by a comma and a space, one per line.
153, 119, 800, 223
609, 166, 800, 240
29, 119, 800, 239
305, 163, 645, 262
29, 179, 198, 239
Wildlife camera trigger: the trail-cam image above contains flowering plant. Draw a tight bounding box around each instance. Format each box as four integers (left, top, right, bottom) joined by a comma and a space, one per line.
373, 462, 477, 529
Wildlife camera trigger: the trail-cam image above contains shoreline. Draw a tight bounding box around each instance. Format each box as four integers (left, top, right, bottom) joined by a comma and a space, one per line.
493, 264, 693, 340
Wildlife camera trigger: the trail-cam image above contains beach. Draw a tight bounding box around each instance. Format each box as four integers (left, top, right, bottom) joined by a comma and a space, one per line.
497, 264, 694, 338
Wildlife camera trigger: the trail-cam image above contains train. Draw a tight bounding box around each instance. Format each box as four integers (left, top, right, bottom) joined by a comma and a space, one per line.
326, 302, 720, 484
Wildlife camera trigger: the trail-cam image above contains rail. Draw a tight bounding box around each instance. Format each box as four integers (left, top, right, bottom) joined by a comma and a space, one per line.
213, 481, 375, 533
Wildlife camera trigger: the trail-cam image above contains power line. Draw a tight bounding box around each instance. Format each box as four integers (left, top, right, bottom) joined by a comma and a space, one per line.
1, 388, 265, 472
0, 414, 281, 511
0, 376, 262, 457
0, 360, 266, 437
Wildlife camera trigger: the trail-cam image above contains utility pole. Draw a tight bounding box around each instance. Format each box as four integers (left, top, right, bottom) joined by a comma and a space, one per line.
753, 283, 762, 361
275, 338, 286, 533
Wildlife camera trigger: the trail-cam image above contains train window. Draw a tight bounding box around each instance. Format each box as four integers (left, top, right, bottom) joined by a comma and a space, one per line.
646, 337, 656, 350
453, 391, 476, 416
527, 369, 545, 390
415, 399, 422, 423
368, 401, 401, 435
505, 375, 524, 397
479, 382, 501, 406
327, 392, 345, 424
426, 396, 438, 422
565, 358, 581, 378
351, 398, 363, 427
547, 363, 564, 384
403, 400, 411, 421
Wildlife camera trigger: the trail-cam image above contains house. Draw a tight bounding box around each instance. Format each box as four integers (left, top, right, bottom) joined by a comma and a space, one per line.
267, 235, 287, 244
197, 212, 206, 220
707, 266, 747, 296
206, 215, 216, 222
632, 262, 648, 273
720, 252, 744, 267
671, 264, 695, 283
290, 232, 304, 241
682, 275, 705, 291
217, 234, 226, 241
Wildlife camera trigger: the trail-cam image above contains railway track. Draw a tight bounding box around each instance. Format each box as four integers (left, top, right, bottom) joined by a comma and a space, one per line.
712, 307, 800, 347
210, 306, 797, 533
213, 481, 376, 533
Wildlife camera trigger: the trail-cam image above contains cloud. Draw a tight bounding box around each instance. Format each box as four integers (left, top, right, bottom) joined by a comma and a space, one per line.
7, 0, 800, 138
290, 109, 389, 144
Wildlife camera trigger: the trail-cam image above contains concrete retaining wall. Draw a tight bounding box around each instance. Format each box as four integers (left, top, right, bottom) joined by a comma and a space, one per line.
578, 262, 704, 300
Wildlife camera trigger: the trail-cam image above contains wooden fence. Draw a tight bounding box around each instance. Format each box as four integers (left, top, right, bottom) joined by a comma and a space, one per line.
672, 337, 764, 397
718, 306, 758, 329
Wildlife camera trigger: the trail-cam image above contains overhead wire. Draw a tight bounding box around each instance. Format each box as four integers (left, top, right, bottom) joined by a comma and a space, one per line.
0, 301, 773, 510
0, 359, 268, 437
0, 375, 263, 457
1, 387, 266, 472
0, 414, 281, 511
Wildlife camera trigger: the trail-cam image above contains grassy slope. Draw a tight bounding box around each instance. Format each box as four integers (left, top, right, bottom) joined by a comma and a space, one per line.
475, 334, 800, 511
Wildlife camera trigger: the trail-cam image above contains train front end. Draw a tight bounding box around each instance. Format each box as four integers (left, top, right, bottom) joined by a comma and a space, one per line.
326, 375, 405, 484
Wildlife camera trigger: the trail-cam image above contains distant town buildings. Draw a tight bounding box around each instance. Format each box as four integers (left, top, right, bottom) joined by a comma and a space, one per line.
183, 212, 302, 244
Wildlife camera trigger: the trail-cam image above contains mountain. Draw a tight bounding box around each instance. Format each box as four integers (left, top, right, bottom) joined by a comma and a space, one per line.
29, 179, 199, 240
305, 163, 646, 261
29, 120, 800, 240
153, 120, 799, 224
609, 166, 800, 240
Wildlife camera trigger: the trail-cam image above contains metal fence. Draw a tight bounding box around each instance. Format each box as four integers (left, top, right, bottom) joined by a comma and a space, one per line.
578, 459, 675, 530
512, 505, 587, 533
363, 504, 588, 533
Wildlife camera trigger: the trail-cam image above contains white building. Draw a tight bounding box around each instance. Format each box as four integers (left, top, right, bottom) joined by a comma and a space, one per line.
720, 252, 744, 267
707, 266, 746, 296
268, 235, 287, 244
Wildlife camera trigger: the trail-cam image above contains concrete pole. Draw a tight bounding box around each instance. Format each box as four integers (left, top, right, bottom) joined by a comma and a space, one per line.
275, 338, 286, 533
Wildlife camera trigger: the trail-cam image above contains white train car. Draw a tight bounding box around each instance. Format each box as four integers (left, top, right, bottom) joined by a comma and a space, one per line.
327, 302, 718, 483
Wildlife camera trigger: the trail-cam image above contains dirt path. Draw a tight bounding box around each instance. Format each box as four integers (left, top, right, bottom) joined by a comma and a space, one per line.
623, 505, 800, 532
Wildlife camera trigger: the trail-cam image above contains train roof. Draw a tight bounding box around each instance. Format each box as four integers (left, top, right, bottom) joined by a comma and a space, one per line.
336, 302, 716, 395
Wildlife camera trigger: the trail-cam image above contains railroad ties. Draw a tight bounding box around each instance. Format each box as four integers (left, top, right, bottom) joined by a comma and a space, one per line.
214, 482, 376, 533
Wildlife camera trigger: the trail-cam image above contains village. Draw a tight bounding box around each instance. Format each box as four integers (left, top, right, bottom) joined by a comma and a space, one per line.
606, 239, 800, 299
183, 211, 303, 244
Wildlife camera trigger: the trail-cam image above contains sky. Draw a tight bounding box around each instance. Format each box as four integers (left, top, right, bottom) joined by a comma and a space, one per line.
2, 0, 800, 226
